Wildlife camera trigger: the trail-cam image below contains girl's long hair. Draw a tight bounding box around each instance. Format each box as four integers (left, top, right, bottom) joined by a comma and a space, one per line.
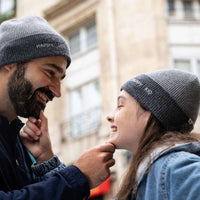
116, 114, 200, 200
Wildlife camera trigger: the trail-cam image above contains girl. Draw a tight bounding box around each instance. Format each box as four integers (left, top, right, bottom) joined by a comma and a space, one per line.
107, 69, 200, 200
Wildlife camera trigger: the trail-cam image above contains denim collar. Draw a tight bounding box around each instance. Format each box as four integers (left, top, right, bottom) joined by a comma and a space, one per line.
136, 142, 200, 189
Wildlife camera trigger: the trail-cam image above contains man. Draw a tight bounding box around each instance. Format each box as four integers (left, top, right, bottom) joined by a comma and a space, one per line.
0, 15, 115, 199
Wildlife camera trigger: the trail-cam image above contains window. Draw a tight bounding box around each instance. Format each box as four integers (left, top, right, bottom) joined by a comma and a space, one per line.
68, 31, 81, 55
168, 0, 175, 16
183, 0, 193, 18
198, 60, 200, 76
86, 22, 97, 48
199, 0, 200, 10
69, 81, 101, 138
174, 59, 192, 72
166, 0, 200, 20
173, 58, 200, 78
0, 0, 16, 23
67, 20, 97, 56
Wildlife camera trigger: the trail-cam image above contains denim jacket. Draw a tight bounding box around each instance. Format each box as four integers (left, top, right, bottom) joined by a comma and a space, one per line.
132, 142, 200, 200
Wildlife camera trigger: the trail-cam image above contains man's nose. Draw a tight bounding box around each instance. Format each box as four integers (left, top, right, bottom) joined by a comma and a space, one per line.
49, 80, 61, 98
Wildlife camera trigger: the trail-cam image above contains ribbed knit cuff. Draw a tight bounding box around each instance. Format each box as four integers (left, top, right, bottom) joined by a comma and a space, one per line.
31, 155, 61, 176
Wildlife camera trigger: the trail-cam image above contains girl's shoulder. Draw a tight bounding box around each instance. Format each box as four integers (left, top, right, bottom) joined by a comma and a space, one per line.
136, 143, 200, 200
151, 142, 200, 176
137, 142, 200, 188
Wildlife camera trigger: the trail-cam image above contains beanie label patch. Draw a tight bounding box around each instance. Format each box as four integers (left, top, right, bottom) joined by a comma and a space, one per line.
144, 87, 153, 95
36, 43, 55, 48
131, 78, 143, 87
131, 78, 153, 95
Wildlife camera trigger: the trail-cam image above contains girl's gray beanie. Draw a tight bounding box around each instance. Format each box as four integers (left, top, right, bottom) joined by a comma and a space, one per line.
121, 69, 200, 132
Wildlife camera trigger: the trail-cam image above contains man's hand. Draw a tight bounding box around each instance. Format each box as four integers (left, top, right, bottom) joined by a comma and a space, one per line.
74, 142, 115, 189
20, 111, 54, 164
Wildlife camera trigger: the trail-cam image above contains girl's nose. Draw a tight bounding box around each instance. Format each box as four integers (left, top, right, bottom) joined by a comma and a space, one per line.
106, 112, 114, 122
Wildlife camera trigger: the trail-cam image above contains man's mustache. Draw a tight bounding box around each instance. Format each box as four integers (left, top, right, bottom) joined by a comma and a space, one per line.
34, 87, 55, 101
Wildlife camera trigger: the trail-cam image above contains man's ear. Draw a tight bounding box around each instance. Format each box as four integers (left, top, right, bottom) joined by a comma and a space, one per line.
4, 64, 16, 72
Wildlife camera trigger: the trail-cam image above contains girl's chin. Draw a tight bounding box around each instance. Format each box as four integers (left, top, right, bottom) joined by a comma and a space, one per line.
108, 138, 118, 148
109, 131, 118, 138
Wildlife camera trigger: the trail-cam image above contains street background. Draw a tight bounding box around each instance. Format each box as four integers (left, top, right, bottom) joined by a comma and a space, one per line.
1, 0, 200, 199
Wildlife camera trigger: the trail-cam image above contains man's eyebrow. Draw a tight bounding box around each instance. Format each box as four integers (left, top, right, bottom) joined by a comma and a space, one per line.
43, 63, 66, 79
44, 63, 63, 73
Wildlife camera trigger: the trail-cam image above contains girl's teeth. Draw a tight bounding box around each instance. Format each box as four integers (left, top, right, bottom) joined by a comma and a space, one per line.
112, 127, 117, 132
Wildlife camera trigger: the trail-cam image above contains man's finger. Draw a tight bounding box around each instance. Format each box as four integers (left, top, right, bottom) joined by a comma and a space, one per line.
98, 143, 115, 153
26, 120, 41, 136
28, 117, 37, 124
23, 126, 39, 140
20, 130, 35, 142
106, 158, 115, 168
39, 111, 49, 134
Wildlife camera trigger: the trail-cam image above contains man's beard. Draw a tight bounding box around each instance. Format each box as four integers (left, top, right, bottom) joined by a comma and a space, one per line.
8, 63, 54, 119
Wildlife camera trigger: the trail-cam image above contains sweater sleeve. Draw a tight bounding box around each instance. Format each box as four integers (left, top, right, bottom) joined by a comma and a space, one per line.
31, 155, 67, 181
0, 165, 90, 200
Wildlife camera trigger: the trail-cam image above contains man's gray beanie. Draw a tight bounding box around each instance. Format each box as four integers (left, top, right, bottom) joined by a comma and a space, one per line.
0, 15, 71, 68
121, 69, 200, 132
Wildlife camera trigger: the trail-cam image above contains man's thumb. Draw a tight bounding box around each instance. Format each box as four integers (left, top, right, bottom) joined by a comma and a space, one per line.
39, 110, 48, 130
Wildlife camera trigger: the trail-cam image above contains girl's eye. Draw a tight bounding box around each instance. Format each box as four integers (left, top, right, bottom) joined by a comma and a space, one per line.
117, 104, 123, 109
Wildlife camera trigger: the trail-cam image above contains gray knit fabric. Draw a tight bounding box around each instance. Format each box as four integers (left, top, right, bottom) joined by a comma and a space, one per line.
0, 15, 71, 68
121, 69, 200, 132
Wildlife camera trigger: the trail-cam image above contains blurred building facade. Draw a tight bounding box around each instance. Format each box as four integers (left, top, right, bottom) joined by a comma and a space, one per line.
11, 0, 200, 199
